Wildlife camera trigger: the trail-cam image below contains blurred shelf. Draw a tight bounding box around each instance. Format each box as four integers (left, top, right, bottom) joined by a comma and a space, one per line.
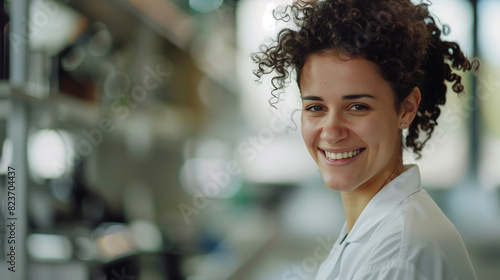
63, 0, 195, 49
0, 81, 101, 126
0, 82, 200, 150
62, 0, 238, 95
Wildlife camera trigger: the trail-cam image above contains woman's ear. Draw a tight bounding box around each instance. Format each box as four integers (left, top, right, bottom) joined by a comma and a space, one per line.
399, 87, 421, 127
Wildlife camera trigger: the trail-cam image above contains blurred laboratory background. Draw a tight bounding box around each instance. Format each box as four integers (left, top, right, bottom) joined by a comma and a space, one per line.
0, 0, 499, 279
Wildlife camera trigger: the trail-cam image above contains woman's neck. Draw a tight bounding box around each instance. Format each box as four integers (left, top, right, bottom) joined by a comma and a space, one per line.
341, 159, 405, 233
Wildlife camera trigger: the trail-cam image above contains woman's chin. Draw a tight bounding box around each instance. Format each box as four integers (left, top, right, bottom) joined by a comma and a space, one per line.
322, 177, 360, 192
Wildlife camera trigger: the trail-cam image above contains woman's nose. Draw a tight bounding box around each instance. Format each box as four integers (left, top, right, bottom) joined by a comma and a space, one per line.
320, 113, 349, 143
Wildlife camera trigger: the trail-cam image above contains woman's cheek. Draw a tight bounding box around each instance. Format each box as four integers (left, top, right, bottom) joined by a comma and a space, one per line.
355, 119, 379, 142
301, 121, 314, 143
301, 118, 320, 149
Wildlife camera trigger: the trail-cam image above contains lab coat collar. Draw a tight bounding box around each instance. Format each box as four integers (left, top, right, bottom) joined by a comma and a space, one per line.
343, 164, 421, 244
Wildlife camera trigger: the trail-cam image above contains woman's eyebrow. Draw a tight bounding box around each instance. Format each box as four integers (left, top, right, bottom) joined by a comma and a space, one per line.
301, 94, 375, 101
301, 95, 323, 101
342, 94, 376, 100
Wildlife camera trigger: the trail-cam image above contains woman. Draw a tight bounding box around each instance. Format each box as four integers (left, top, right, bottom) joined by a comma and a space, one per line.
253, 0, 478, 279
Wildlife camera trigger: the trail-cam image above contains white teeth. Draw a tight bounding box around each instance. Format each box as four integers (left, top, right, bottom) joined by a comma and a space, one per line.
325, 149, 362, 160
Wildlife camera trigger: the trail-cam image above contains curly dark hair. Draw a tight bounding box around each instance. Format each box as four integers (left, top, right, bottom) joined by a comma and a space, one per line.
252, 0, 478, 157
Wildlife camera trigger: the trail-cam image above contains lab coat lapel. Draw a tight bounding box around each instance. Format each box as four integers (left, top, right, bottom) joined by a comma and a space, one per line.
344, 165, 422, 244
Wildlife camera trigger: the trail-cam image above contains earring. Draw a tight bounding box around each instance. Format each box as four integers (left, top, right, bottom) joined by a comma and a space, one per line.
401, 123, 405, 127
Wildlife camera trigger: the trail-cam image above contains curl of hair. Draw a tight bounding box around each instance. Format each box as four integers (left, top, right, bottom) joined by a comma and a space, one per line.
252, 0, 478, 157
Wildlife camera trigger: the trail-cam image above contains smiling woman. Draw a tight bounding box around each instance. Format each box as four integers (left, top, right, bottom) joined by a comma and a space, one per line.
252, 0, 478, 279
299, 54, 419, 197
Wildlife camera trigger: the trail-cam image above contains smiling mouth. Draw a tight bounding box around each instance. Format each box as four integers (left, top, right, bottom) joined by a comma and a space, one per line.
324, 148, 365, 160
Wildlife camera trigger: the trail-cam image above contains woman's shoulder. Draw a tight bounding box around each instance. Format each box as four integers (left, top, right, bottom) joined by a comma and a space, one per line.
403, 190, 461, 241
377, 189, 462, 246
363, 189, 468, 265
359, 191, 476, 279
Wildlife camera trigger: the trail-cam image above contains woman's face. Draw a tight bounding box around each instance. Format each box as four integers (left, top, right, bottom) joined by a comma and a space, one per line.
300, 53, 405, 193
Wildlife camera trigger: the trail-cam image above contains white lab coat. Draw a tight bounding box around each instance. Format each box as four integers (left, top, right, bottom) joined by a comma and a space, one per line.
315, 165, 476, 280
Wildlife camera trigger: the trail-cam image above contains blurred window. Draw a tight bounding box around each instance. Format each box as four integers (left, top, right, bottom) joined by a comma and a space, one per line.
478, 0, 500, 191
406, 0, 474, 188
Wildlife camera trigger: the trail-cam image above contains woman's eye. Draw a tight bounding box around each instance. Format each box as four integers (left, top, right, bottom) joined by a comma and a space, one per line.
305, 105, 323, 112
350, 104, 369, 111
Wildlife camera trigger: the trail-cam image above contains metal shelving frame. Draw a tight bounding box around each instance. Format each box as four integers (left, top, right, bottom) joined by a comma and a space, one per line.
3, 1, 30, 279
